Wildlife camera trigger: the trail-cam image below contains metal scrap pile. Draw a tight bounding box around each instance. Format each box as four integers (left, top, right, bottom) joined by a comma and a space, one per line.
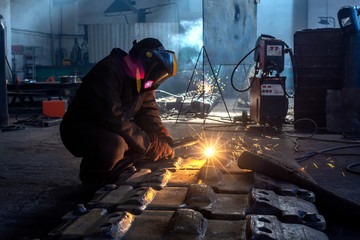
155, 90, 220, 116
47, 142, 329, 240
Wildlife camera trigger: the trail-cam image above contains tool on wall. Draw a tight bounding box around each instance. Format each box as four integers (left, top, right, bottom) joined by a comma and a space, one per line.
231, 34, 295, 129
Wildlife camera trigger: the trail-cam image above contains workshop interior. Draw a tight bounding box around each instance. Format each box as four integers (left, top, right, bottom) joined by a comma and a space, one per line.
1, 0, 360, 239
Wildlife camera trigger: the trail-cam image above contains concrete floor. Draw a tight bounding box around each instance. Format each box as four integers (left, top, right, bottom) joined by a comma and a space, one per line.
1, 108, 360, 239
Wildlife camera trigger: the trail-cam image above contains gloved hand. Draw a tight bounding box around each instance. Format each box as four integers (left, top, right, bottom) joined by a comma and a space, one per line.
143, 133, 174, 161
156, 126, 173, 146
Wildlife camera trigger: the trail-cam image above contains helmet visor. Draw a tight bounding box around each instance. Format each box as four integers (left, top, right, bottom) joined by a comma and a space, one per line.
142, 49, 177, 91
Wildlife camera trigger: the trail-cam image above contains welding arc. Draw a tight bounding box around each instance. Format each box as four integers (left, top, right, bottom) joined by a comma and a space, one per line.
238, 151, 360, 226
230, 46, 259, 92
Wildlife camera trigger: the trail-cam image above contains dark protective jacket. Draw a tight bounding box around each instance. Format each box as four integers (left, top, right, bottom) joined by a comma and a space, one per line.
62, 48, 166, 155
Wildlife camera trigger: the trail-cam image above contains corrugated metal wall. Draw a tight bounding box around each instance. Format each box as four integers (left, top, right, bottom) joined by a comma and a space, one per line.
88, 23, 179, 63
204, 0, 257, 65
88, 24, 134, 63
134, 23, 179, 55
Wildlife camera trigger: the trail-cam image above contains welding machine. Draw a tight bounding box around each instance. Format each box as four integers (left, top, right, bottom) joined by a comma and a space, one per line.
250, 35, 289, 128
231, 35, 293, 128
42, 99, 68, 117
250, 76, 287, 126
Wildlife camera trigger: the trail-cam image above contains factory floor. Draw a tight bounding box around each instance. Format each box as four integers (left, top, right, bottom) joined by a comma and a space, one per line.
0, 103, 360, 240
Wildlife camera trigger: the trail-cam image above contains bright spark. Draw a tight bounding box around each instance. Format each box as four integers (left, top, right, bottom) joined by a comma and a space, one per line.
205, 147, 215, 157
188, 126, 229, 164
328, 163, 335, 169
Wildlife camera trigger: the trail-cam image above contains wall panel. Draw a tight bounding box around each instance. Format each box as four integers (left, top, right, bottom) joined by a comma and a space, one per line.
88, 22, 179, 63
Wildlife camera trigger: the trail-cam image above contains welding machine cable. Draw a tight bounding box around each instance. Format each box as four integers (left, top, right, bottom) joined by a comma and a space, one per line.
346, 162, 360, 175
230, 46, 259, 92
295, 144, 360, 162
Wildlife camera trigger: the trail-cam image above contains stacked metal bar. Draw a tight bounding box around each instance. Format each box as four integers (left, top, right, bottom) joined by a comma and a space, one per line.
48, 154, 329, 240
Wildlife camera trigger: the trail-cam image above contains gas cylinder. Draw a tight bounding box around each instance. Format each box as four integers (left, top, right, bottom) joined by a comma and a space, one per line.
338, 6, 360, 88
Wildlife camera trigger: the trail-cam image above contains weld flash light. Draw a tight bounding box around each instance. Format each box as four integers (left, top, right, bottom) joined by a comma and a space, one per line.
205, 147, 215, 157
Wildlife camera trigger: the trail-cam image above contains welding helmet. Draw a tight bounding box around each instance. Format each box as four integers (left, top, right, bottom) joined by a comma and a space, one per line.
129, 38, 177, 93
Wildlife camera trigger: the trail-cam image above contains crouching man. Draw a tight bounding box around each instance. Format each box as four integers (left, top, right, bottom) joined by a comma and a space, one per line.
60, 38, 177, 188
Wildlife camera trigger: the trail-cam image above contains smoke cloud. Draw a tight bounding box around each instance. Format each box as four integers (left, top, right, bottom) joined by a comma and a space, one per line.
178, 18, 203, 50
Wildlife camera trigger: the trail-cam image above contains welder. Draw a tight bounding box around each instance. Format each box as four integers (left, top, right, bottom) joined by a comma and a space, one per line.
59, 38, 177, 188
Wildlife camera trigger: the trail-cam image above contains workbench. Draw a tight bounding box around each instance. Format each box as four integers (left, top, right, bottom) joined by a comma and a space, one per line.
7, 82, 80, 107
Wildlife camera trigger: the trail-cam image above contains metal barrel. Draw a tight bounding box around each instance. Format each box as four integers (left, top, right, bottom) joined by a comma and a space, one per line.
338, 6, 360, 88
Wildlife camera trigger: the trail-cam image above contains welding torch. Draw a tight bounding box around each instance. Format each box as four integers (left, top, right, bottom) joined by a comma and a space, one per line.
106, 135, 200, 183
171, 136, 200, 150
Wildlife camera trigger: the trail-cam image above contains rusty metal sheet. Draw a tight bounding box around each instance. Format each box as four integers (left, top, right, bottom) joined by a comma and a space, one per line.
247, 215, 329, 240
121, 168, 172, 190
148, 184, 248, 220
168, 209, 208, 239
209, 192, 248, 220
48, 208, 134, 240
148, 187, 188, 210
166, 164, 254, 193
140, 157, 207, 172
167, 169, 200, 187
185, 184, 249, 220
204, 219, 246, 240
88, 185, 157, 214
174, 157, 208, 169
122, 210, 174, 239
248, 189, 326, 231
200, 165, 255, 194
88, 185, 132, 209
254, 173, 316, 202
123, 209, 247, 240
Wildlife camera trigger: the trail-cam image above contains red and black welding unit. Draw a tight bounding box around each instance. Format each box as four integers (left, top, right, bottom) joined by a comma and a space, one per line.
250, 36, 288, 128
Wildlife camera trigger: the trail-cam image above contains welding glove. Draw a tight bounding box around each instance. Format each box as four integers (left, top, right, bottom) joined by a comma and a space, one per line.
143, 133, 174, 161
152, 126, 173, 146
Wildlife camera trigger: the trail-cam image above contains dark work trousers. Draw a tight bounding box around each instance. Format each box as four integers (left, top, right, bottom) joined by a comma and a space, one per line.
60, 120, 130, 185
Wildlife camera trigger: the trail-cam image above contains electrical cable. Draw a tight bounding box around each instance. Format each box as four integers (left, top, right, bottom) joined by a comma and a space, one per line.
341, 132, 360, 141
282, 42, 297, 98
284, 118, 360, 171
294, 136, 360, 145
284, 118, 319, 138
346, 162, 360, 175
230, 47, 258, 92
285, 118, 360, 144
14, 113, 49, 126
284, 118, 319, 153
295, 144, 360, 162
